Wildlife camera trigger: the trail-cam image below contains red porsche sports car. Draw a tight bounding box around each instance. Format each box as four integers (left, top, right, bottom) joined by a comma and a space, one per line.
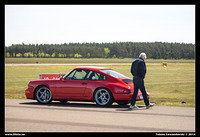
25, 66, 149, 106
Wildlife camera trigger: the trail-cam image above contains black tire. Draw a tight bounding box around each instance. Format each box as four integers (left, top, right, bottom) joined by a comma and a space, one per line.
94, 88, 114, 107
116, 101, 130, 106
35, 86, 52, 104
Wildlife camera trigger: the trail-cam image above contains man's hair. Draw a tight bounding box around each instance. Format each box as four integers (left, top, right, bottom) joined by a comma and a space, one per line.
139, 52, 147, 59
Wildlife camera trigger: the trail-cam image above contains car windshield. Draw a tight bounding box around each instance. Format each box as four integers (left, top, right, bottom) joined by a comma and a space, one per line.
100, 69, 126, 78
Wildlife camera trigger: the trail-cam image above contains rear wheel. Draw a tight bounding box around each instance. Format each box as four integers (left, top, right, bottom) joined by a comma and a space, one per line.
36, 86, 52, 104
94, 88, 114, 107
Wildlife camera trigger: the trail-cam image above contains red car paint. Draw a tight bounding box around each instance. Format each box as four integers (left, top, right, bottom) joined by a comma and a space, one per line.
25, 66, 149, 103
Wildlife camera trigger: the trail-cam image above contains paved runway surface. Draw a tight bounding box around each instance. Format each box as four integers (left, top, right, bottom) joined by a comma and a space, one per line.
5, 99, 195, 132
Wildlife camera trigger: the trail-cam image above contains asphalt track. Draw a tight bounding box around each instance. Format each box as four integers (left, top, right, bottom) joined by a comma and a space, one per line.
5, 99, 195, 132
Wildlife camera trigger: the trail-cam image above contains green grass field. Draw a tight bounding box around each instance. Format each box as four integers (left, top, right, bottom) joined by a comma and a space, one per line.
5, 58, 195, 107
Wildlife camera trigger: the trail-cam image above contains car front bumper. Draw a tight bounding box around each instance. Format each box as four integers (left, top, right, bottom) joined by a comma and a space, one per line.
25, 87, 34, 99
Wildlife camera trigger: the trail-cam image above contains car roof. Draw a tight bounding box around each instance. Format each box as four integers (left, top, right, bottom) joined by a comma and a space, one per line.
74, 66, 111, 71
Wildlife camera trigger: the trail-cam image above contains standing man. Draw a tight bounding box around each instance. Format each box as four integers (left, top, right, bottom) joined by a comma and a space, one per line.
130, 53, 155, 109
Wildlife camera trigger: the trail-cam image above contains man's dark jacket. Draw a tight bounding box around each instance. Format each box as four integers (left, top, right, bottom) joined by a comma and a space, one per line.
131, 57, 146, 79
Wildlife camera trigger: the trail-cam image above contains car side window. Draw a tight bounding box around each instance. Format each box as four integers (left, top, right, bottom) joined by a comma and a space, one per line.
87, 71, 107, 81
72, 69, 89, 80
65, 69, 89, 80
91, 72, 99, 80
85, 71, 93, 80
65, 70, 76, 80
98, 72, 107, 80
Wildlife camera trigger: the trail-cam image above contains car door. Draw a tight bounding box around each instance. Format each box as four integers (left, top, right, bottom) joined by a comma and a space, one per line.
56, 69, 89, 97
83, 71, 108, 98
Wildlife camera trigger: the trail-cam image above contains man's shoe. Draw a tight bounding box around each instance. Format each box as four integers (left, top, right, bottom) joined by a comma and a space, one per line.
146, 103, 155, 109
129, 105, 139, 109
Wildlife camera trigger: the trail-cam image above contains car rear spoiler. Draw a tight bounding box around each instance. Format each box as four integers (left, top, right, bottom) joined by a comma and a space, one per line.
39, 74, 65, 79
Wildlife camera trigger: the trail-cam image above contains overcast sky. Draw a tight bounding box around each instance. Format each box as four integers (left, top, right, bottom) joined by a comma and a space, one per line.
5, 5, 195, 46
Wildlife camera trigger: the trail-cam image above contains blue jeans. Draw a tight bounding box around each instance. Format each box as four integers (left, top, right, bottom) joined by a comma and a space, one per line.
130, 77, 150, 106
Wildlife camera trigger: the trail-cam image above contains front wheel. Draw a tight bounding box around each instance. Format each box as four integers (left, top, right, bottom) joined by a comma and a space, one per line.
94, 88, 114, 107
36, 86, 52, 104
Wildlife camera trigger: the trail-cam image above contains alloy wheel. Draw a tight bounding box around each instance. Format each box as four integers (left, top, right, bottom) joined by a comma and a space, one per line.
36, 87, 52, 104
95, 88, 112, 106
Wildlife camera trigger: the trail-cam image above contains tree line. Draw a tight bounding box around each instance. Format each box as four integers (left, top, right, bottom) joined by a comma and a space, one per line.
5, 42, 195, 59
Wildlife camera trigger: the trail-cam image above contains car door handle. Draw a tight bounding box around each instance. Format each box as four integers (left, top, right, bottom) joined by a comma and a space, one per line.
81, 82, 87, 85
